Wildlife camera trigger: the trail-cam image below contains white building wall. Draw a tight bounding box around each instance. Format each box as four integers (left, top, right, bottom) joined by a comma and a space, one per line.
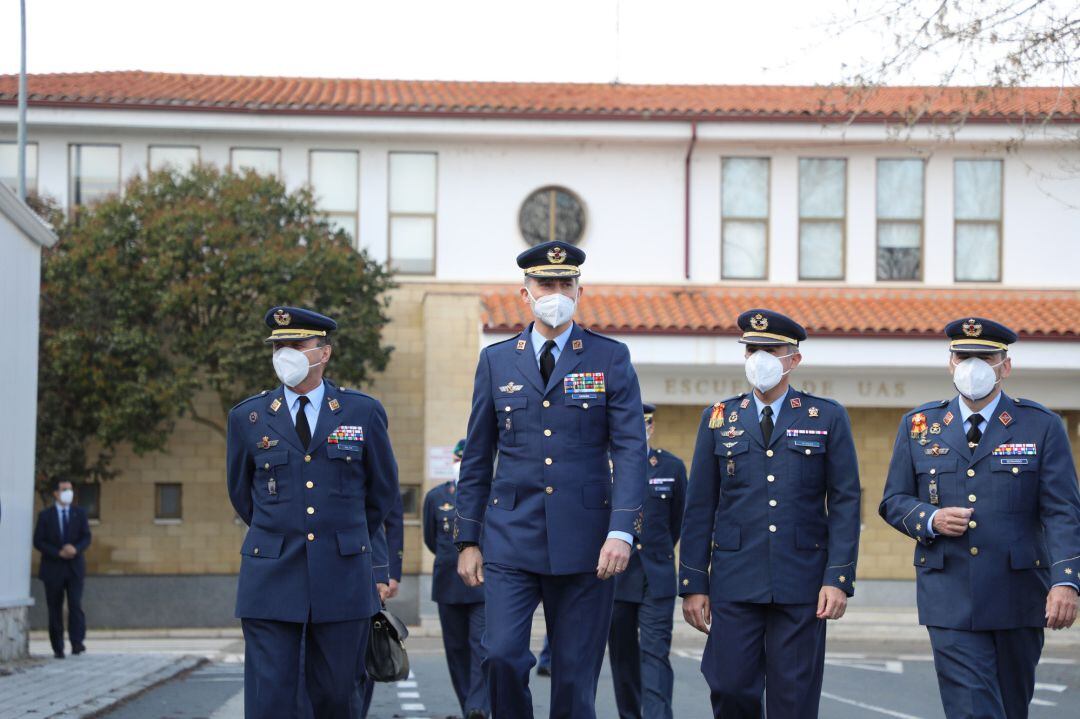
0, 211, 43, 659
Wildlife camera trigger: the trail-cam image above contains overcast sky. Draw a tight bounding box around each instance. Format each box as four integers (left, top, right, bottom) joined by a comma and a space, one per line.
0, 0, 1038, 85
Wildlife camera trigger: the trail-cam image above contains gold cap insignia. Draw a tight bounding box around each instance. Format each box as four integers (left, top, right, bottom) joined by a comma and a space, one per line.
750, 313, 768, 331
547, 246, 567, 264
962, 318, 982, 337
273, 309, 291, 327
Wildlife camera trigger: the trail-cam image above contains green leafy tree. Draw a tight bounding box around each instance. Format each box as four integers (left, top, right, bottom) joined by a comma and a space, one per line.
33, 166, 395, 496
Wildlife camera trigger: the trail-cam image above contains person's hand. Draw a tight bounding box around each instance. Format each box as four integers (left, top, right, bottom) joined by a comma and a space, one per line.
817, 585, 848, 620
931, 507, 974, 537
682, 594, 711, 634
1046, 585, 1079, 630
60, 544, 76, 559
457, 546, 484, 587
386, 578, 400, 599
596, 538, 631, 580
377, 583, 390, 603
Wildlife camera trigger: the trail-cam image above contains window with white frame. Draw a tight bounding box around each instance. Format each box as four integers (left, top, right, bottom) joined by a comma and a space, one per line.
310, 150, 359, 243
876, 159, 924, 281
798, 158, 846, 280
69, 144, 121, 208
388, 152, 437, 275
721, 157, 769, 279
954, 159, 1003, 282
0, 141, 38, 193
149, 145, 199, 172
230, 148, 281, 178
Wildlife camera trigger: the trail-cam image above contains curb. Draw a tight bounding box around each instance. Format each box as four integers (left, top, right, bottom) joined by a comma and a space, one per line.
58, 655, 207, 719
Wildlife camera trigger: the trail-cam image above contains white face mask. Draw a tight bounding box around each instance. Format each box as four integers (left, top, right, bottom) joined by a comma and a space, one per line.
744, 349, 795, 393
273, 346, 325, 388
452, 462, 461, 484
526, 287, 577, 328
952, 356, 1004, 402
59, 489, 74, 505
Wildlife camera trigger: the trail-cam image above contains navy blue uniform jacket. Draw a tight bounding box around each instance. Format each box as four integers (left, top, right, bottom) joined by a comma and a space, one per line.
227, 380, 399, 623
425, 481, 485, 605
880, 393, 1080, 630
454, 322, 648, 575
34, 505, 91, 582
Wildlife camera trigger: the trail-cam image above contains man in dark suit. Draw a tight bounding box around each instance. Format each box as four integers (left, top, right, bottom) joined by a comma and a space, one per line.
33, 478, 92, 659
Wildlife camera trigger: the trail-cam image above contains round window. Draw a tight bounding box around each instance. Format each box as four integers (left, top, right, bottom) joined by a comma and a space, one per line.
518, 186, 586, 246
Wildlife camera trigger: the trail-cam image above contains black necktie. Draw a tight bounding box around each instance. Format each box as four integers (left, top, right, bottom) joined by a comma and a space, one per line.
966, 413, 984, 451
295, 396, 312, 449
761, 405, 774, 446
61, 508, 68, 543
539, 340, 556, 385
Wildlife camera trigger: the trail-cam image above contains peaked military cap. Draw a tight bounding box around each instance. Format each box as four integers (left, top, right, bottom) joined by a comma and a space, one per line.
642, 403, 656, 422
945, 317, 1017, 353
264, 306, 338, 343
737, 308, 807, 346
516, 241, 585, 278
452, 438, 466, 461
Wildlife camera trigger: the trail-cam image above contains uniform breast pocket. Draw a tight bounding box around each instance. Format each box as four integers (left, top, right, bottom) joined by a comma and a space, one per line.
713, 439, 749, 484
786, 439, 827, 484
564, 394, 608, 446
495, 397, 528, 446
327, 443, 365, 496
254, 450, 290, 503
915, 458, 957, 506
993, 457, 1040, 511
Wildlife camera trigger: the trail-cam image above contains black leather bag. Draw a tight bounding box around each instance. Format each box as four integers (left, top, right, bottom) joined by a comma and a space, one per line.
365, 608, 410, 682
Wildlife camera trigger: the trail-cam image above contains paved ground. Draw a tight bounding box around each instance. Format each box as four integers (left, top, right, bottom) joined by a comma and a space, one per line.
96, 635, 1079, 719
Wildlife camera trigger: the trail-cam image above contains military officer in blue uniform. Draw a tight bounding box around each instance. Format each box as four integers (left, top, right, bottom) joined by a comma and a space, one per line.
227, 307, 400, 719
424, 439, 489, 719
680, 309, 861, 719
454, 241, 648, 719
608, 403, 686, 719
880, 317, 1080, 719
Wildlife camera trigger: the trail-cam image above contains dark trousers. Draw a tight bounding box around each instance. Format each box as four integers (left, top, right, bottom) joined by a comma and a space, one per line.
243, 616, 367, 719
440, 601, 489, 715
43, 574, 85, 655
537, 635, 551, 670
701, 601, 825, 719
482, 562, 615, 719
607, 596, 675, 719
351, 673, 375, 719
927, 626, 1044, 719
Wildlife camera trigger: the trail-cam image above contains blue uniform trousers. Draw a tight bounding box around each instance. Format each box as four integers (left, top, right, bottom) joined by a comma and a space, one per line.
482, 562, 615, 719
607, 597, 675, 719
537, 636, 551, 671
440, 602, 489, 715
43, 574, 85, 655
244, 616, 367, 719
927, 626, 1044, 719
350, 672, 375, 719
701, 601, 825, 719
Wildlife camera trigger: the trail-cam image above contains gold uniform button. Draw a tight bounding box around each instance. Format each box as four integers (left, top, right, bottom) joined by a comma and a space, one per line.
307, 533, 315, 541
682, 579, 690, 586
504, 406, 511, 412
930, 468, 937, 476
966, 469, 976, 478
970, 547, 979, 556
263, 463, 270, 470
543, 400, 551, 408
968, 494, 977, 503
307, 506, 315, 515
1012, 467, 1019, 475
545, 458, 553, 465
345, 456, 351, 463
805, 449, 812, 456
968, 520, 977, 529
1035, 559, 1041, 567
766, 450, 774, 458
545, 486, 554, 495
636, 543, 643, 550
253, 547, 260, 555
306, 481, 314, 489
920, 557, 926, 564
493, 498, 499, 505
305, 455, 312, 463
767, 475, 775, 482
769, 525, 777, 533
582, 402, 589, 409
544, 429, 552, 437
727, 451, 733, 456
769, 500, 777, 507
919, 511, 926, 518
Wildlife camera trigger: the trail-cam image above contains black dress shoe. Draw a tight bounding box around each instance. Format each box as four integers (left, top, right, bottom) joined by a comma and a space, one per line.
536, 665, 550, 677
72, 646, 86, 655
53, 652, 65, 659
466, 710, 488, 719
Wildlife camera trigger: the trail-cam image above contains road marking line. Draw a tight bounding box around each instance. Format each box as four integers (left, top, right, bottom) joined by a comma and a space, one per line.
398, 691, 420, 698
821, 691, 924, 718
401, 703, 426, 711
1034, 682, 1066, 693
1031, 698, 1058, 706
398, 680, 418, 688
825, 658, 904, 674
